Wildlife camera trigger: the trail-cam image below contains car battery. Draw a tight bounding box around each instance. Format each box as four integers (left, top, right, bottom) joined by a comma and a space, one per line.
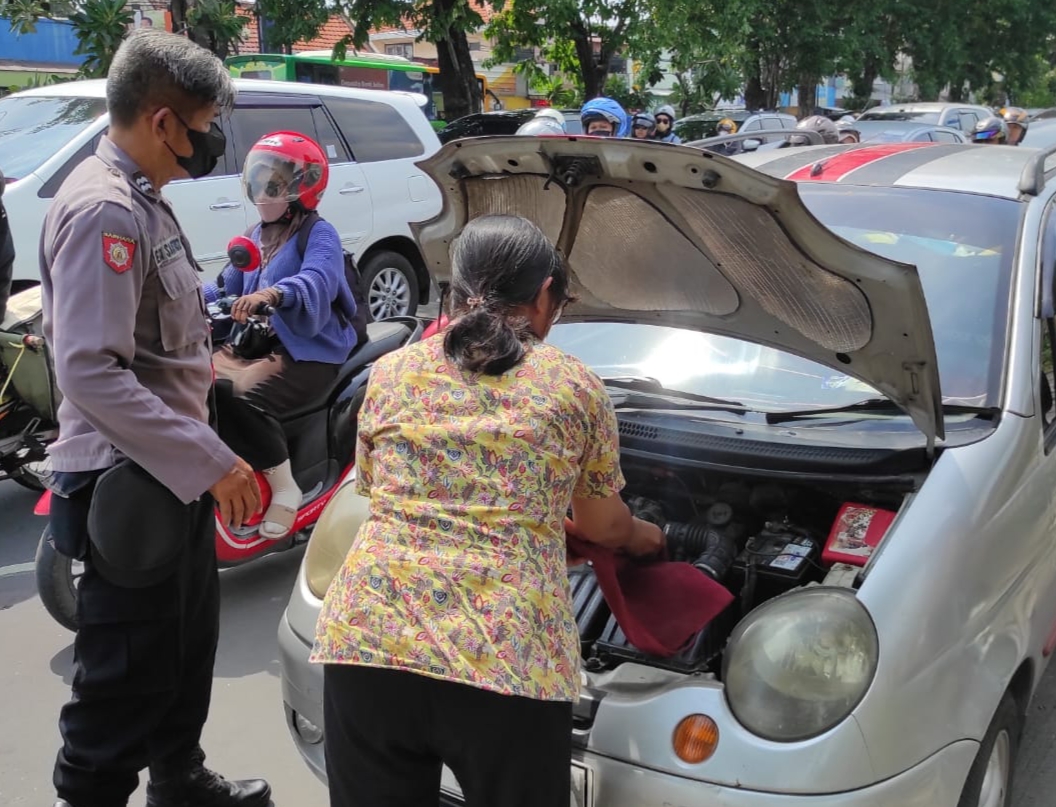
590, 608, 733, 674
568, 567, 610, 653
728, 527, 820, 605
821, 503, 896, 567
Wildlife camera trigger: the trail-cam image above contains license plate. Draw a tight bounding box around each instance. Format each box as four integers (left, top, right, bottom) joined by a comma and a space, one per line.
571, 760, 594, 807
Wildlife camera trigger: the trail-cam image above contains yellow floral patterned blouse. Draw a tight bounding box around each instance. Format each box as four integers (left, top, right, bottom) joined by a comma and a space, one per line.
311, 335, 624, 701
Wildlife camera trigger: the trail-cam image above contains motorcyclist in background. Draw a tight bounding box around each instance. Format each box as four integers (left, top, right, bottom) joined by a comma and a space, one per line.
631, 112, 657, 140
516, 108, 567, 136
580, 97, 629, 137
703, 118, 741, 156
999, 107, 1029, 145
836, 116, 861, 144
788, 115, 840, 146
652, 105, 682, 143
972, 116, 1009, 144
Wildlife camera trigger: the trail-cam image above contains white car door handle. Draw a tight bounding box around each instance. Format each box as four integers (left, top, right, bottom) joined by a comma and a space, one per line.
209, 201, 242, 210
339, 186, 366, 195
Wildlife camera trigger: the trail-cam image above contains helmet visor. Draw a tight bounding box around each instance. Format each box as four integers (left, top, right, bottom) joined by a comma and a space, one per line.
242, 152, 303, 205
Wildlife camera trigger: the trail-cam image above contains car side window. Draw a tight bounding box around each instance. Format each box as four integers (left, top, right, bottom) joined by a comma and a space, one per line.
741, 119, 761, 132
324, 97, 425, 163
310, 107, 352, 163
932, 130, 958, 143
1039, 209, 1056, 434
230, 104, 341, 173
959, 112, 980, 132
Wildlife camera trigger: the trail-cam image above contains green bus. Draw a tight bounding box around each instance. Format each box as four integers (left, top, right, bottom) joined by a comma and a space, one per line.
225, 51, 489, 129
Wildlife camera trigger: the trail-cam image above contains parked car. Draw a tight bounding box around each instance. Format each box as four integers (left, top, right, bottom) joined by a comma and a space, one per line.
675, 110, 797, 144
1023, 118, 1056, 150
278, 137, 1056, 806
851, 120, 968, 143
437, 109, 583, 143
0, 79, 443, 320
857, 101, 994, 134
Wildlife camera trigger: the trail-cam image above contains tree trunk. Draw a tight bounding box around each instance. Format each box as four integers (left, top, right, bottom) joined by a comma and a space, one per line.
797, 80, 815, 116
573, 34, 605, 100
851, 66, 877, 109
744, 75, 766, 110
169, 0, 189, 36
431, 0, 482, 120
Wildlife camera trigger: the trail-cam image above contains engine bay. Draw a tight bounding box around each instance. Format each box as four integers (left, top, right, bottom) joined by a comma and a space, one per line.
573, 459, 907, 677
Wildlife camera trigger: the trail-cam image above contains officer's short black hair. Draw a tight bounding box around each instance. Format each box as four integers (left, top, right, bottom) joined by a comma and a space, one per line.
107, 30, 237, 127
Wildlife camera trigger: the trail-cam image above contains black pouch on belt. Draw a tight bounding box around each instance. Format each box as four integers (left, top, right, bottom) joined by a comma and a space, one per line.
87, 460, 192, 588
48, 470, 102, 561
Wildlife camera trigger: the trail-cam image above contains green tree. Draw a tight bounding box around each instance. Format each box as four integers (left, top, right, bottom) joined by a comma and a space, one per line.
187, 0, 247, 59
486, 0, 650, 100
254, 0, 330, 54
2, 0, 74, 34
69, 0, 133, 78
334, 0, 485, 121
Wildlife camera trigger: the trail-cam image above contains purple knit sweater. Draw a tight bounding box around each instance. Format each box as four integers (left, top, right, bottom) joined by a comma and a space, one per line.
204, 219, 358, 365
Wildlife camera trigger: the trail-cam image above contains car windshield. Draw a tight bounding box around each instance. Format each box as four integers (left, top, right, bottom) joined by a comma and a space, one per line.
860, 110, 941, 123
547, 186, 1018, 414
0, 95, 106, 180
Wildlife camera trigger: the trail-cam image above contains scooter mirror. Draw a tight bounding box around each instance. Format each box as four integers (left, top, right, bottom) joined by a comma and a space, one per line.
227, 235, 261, 272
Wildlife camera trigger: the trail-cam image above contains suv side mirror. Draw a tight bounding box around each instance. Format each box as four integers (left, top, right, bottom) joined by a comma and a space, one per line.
742, 139, 762, 152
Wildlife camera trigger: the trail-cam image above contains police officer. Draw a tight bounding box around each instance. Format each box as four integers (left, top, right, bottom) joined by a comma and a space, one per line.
41, 30, 269, 807
0, 168, 13, 321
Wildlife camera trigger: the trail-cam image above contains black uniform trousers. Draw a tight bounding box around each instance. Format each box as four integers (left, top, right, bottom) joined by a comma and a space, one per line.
53, 489, 218, 807
323, 664, 573, 807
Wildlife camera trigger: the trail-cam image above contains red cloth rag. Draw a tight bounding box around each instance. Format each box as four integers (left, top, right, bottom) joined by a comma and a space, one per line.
566, 521, 735, 658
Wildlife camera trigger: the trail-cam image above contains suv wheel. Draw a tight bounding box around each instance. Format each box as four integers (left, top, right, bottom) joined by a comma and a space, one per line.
957, 692, 1021, 807
360, 251, 419, 321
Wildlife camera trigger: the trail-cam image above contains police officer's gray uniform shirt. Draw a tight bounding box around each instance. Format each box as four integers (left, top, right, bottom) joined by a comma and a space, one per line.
40, 137, 237, 504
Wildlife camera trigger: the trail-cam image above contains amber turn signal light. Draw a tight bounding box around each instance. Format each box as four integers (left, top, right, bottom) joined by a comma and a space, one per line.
673, 714, 719, 763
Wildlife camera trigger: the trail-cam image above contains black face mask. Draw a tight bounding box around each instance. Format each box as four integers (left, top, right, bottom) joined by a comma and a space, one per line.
166, 111, 226, 179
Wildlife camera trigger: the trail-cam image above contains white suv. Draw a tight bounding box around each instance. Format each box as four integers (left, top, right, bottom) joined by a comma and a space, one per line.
0, 78, 443, 320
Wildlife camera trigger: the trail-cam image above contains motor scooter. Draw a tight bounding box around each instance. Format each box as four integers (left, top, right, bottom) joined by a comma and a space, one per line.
1, 286, 59, 491
34, 258, 422, 631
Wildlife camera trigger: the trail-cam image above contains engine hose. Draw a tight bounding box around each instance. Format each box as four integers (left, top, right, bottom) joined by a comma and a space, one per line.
664, 521, 738, 582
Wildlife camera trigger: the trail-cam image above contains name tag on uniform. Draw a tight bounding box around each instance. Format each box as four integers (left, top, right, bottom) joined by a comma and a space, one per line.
153, 234, 186, 268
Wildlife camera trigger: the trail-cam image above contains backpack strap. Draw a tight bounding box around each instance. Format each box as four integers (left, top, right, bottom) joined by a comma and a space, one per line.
295, 211, 322, 258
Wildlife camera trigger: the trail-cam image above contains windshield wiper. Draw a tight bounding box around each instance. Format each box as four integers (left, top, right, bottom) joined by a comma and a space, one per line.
602, 376, 746, 413
765, 397, 995, 424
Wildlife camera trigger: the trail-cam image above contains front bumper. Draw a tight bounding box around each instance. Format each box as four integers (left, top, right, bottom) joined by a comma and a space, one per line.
278, 608, 977, 807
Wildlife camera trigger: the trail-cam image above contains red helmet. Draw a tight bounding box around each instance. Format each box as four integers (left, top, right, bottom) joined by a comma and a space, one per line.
241, 131, 329, 211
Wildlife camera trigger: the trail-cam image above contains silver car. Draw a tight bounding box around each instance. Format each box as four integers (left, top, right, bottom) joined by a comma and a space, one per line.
279, 136, 1056, 807
857, 101, 994, 133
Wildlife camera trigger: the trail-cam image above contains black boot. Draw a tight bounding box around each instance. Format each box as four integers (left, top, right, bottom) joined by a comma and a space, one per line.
145, 766, 271, 807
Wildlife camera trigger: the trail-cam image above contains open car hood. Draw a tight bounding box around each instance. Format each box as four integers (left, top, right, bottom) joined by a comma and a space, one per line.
412, 137, 944, 447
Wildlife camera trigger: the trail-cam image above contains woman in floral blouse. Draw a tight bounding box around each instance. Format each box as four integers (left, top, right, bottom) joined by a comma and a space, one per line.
312, 214, 664, 807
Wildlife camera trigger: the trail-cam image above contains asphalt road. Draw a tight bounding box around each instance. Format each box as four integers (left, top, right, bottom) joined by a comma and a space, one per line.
0, 478, 1054, 806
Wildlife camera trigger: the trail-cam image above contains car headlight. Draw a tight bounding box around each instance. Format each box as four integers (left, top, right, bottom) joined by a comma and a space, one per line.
723, 587, 878, 742
304, 470, 369, 599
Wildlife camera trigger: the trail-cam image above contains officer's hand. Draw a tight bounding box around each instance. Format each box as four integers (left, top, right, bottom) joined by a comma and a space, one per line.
210, 457, 262, 529
232, 290, 278, 324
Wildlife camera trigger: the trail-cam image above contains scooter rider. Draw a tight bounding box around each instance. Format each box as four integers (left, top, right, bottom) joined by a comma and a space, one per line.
205, 131, 358, 540
516, 108, 567, 136
1000, 106, 1029, 145
788, 114, 840, 146
653, 104, 682, 143
581, 97, 629, 137
39, 30, 269, 807
972, 116, 1009, 144
631, 111, 657, 139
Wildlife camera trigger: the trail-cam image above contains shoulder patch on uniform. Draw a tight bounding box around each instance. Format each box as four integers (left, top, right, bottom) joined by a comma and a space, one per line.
103, 233, 137, 274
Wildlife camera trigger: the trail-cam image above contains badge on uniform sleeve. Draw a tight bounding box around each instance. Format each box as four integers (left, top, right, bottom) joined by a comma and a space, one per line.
102, 233, 137, 274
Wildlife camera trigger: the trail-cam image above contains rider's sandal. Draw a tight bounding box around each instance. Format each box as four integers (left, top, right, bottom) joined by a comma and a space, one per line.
260, 503, 298, 540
